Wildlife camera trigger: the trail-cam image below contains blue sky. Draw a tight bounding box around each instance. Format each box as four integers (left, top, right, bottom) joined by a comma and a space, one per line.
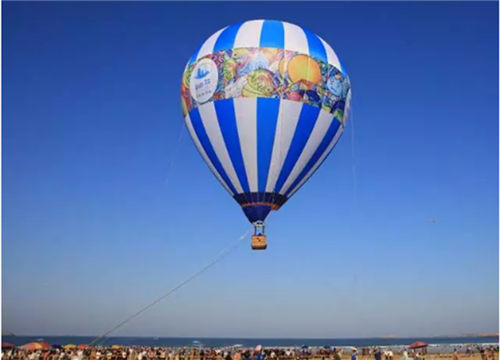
2, 1, 498, 338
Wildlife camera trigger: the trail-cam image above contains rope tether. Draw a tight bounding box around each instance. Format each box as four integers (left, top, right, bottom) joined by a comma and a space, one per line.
89, 227, 251, 346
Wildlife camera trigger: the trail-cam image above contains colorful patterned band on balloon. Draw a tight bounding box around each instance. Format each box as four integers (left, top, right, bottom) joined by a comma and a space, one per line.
181, 48, 351, 119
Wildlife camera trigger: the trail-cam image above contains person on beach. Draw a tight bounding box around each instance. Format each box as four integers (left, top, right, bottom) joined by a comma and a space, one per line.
333, 349, 341, 360
352, 348, 358, 360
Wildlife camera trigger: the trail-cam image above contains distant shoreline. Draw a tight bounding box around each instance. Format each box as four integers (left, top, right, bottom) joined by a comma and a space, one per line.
3, 334, 499, 339
2, 335, 499, 348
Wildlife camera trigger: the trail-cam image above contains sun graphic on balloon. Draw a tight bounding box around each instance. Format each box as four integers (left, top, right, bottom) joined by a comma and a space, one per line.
279, 54, 322, 84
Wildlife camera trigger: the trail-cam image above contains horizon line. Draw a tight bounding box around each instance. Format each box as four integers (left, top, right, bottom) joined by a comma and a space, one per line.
4, 334, 499, 339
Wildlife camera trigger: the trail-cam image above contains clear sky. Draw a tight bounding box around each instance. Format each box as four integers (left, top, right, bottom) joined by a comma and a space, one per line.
2, 1, 498, 338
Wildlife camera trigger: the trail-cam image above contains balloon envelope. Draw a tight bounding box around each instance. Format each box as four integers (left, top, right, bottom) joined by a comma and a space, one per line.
181, 20, 351, 224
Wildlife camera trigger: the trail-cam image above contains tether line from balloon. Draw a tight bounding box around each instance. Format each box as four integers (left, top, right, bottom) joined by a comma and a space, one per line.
164, 123, 186, 189
89, 227, 252, 346
349, 106, 358, 208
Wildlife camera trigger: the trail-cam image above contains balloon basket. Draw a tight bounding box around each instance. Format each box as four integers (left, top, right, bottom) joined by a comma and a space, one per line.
251, 221, 267, 250
251, 234, 267, 250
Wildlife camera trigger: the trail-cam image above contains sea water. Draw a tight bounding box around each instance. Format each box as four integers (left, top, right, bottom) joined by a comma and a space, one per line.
2, 336, 498, 349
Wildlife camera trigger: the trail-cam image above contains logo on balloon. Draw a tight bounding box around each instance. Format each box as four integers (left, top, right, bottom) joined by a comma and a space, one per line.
190, 58, 218, 103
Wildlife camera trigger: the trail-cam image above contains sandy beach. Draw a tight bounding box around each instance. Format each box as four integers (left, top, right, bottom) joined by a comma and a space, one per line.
2, 343, 499, 360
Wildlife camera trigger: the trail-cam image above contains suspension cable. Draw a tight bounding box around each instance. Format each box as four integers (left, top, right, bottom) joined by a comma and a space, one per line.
89, 227, 251, 346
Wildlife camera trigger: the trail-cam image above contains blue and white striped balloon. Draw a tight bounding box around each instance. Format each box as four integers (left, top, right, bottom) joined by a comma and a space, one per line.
181, 20, 351, 224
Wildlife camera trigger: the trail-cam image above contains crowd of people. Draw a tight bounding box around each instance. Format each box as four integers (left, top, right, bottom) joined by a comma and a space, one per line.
2, 345, 498, 360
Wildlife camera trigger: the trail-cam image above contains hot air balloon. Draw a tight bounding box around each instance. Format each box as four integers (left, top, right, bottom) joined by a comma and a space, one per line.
181, 20, 351, 250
